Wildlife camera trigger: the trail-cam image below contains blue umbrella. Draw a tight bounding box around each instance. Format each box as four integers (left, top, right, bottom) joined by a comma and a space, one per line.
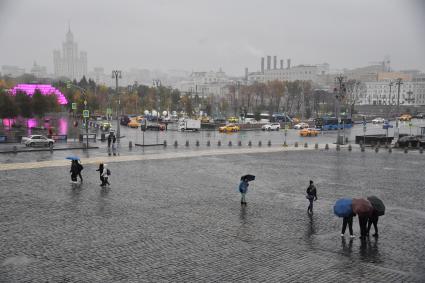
66, 156, 80, 161
334, 198, 353, 218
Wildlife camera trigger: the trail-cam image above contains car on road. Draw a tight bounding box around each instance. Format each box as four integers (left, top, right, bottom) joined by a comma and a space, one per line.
299, 128, 320, 137
262, 123, 281, 131
99, 121, 112, 131
22, 135, 55, 147
372, 117, 386, 124
227, 116, 239, 123
128, 119, 141, 128
219, 124, 240, 133
293, 122, 309, 129
399, 114, 412, 121
413, 113, 425, 119
396, 135, 425, 148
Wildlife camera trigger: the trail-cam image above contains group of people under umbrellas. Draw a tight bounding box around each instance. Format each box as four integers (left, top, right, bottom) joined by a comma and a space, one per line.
67, 156, 111, 187
334, 196, 385, 239
238, 176, 385, 239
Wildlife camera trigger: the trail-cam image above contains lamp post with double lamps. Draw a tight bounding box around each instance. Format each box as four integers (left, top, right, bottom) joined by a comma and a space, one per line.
112, 70, 122, 141
333, 75, 347, 145
66, 81, 89, 149
153, 79, 162, 144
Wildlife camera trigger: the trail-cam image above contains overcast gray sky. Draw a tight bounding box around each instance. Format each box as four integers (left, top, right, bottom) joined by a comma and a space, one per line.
0, 0, 424, 76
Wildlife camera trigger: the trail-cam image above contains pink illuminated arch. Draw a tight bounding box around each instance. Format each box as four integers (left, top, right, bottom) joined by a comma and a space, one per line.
10, 84, 68, 105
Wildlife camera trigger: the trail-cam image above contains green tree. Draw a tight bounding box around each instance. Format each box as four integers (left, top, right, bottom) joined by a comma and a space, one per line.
15, 91, 33, 118
32, 89, 46, 117
0, 90, 18, 118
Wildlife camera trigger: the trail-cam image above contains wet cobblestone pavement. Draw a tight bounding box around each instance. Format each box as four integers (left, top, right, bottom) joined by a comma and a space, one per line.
1, 150, 424, 282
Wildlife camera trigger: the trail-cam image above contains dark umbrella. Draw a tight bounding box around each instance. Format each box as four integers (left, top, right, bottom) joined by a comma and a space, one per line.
333, 198, 353, 217
240, 174, 255, 182
66, 156, 80, 161
367, 196, 385, 216
352, 198, 373, 217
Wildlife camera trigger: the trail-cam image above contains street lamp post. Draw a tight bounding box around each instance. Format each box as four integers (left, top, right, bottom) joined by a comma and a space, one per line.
334, 75, 346, 145
67, 82, 89, 149
112, 70, 122, 141
395, 78, 403, 139
153, 79, 161, 144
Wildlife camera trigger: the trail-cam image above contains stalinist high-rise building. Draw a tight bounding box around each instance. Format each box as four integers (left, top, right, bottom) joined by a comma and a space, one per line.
53, 26, 87, 80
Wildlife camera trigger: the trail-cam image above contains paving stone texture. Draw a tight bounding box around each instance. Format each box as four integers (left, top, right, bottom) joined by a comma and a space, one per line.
1, 149, 424, 282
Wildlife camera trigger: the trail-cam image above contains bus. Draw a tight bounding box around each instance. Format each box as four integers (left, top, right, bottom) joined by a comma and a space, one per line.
244, 113, 256, 124
271, 113, 293, 123
259, 113, 270, 123
315, 117, 353, 130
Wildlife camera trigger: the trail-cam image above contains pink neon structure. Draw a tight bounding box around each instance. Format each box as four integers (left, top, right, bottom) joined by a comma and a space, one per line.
10, 84, 68, 105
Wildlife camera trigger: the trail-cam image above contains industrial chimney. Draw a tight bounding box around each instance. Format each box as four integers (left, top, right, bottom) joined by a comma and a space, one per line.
273, 56, 277, 69
280, 59, 284, 69
261, 57, 265, 73
245, 68, 248, 81
287, 59, 291, 69
267, 56, 271, 70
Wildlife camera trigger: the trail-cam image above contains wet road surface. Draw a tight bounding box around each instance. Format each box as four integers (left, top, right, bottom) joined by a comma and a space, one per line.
0, 150, 424, 282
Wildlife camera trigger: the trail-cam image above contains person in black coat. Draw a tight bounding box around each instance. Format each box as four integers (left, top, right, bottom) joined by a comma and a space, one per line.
367, 210, 380, 237
70, 160, 78, 182
96, 163, 104, 186
306, 180, 317, 214
341, 212, 356, 238
76, 161, 83, 182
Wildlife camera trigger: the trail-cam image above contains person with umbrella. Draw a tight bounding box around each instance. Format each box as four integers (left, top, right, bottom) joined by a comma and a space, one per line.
334, 198, 356, 238
306, 180, 317, 214
239, 174, 255, 205
367, 196, 385, 238
66, 156, 80, 183
352, 198, 373, 239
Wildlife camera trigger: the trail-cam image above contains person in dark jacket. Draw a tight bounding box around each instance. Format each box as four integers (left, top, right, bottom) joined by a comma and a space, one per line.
70, 160, 78, 182
76, 160, 83, 182
96, 163, 104, 186
239, 178, 249, 205
341, 212, 356, 238
306, 180, 317, 214
367, 210, 380, 237
107, 133, 112, 148
358, 215, 369, 239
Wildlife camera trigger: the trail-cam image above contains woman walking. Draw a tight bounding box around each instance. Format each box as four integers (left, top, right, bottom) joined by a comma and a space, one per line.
306, 180, 317, 214
239, 177, 249, 205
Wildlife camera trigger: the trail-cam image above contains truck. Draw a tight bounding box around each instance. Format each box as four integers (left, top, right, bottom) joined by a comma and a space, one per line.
178, 119, 201, 131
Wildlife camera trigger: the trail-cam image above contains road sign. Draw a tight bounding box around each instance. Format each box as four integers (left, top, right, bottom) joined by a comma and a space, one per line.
83, 110, 89, 118
71, 103, 77, 110
106, 108, 112, 115
362, 120, 367, 126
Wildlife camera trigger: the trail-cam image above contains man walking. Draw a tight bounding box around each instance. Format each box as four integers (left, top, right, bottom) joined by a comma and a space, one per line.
306, 180, 317, 214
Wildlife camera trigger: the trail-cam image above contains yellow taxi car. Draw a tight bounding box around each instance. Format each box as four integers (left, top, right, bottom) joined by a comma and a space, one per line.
399, 114, 412, 121
128, 119, 141, 128
201, 117, 210, 123
227, 117, 238, 123
219, 124, 240, 133
299, 128, 319, 137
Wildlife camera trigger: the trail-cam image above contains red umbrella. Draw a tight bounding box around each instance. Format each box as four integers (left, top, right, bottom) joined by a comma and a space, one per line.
352, 198, 373, 217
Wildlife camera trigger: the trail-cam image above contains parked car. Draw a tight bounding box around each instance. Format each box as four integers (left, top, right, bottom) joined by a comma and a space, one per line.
227, 116, 239, 123
262, 123, 281, 131
219, 124, 240, 133
396, 135, 425, 148
22, 135, 55, 147
413, 113, 425, 119
299, 128, 320, 137
100, 121, 112, 131
128, 119, 141, 128
293, 122, 309, 129
399, 114, 412, 121
372, 117, 386, 124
